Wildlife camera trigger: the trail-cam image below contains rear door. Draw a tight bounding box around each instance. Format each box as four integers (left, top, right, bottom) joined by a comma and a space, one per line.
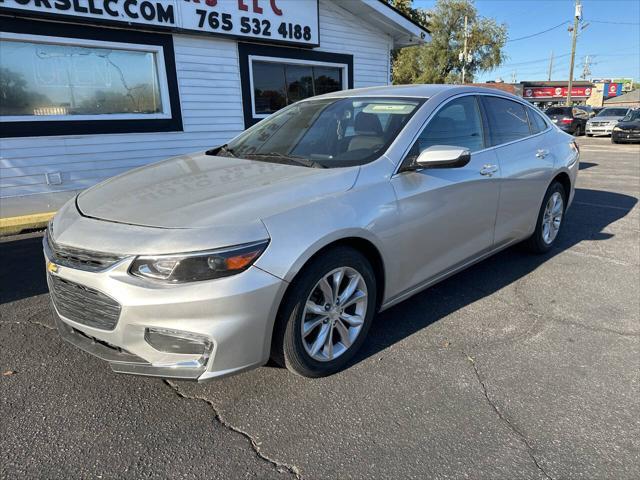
480, 96, 555, 246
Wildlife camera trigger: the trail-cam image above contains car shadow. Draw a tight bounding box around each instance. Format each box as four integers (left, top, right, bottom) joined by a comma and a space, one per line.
579, 162, 598, 170
0, 233, 48, 304
351, 187, 637, 366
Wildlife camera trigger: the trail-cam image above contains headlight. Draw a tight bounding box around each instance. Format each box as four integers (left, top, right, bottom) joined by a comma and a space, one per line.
613, 126, 622, 132
130, 240, 269, 283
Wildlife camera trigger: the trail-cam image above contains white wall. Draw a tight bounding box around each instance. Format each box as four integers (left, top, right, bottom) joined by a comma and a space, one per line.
0, 0, 393, 218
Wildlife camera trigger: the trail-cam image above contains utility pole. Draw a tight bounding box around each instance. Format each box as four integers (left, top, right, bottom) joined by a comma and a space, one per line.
460, 15, 471, 84
566, 0, 582, 105
511, 70, 517, 83
547, 51, 554, 81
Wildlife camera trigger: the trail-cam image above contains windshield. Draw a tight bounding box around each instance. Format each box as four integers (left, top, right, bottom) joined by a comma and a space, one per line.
597, 108, 629, 117
622, 110, 640, 121
223, 97, 424, 168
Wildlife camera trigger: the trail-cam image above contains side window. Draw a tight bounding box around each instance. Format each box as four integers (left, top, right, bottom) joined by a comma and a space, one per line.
482, 97, 532, 146
529, 109, 548, 134
410, 96, 484, 158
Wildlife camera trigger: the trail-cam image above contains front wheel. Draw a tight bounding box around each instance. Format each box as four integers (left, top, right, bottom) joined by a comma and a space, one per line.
524, 182, 567, 254
271, 247, 377, 377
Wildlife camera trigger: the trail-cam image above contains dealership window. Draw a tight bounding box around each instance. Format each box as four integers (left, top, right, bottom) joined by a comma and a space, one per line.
250, 57, 346, 117
238, 43, 353, 128
0, 33, 171, 121
0, 17, 182, 138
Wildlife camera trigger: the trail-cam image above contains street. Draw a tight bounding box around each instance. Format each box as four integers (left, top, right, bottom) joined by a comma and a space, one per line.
1, 136, 638, 480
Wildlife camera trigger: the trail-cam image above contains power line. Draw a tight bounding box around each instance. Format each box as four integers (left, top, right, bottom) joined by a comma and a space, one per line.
501, 53, 572, 68
589, 20, 640, 26
500, 49, 638, 69
506, 21, 570, 43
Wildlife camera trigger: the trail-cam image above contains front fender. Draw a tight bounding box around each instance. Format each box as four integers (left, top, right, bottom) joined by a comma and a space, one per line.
255, 186, 396, 289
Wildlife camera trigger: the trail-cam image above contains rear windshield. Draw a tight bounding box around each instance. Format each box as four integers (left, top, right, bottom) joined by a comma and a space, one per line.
545, 107, 572, 116
597, 108, 629, 117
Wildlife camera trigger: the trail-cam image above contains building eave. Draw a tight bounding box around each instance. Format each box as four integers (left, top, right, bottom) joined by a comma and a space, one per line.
338, 0, 430, 48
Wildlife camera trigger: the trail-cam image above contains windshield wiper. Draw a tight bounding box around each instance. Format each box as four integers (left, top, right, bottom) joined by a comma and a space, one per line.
206, 144, 236, 158
244, 152, 326, 169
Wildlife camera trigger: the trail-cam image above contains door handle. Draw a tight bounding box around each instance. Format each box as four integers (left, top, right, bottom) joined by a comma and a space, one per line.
536, 149, 549, 159
479, 164, 498, 177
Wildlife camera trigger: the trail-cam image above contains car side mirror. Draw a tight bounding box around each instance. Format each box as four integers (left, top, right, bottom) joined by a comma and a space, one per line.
414, 145, 472, 169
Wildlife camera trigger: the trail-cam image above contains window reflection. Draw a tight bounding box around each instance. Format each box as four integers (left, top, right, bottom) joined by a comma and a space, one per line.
252, 61, 344, 115
0, 39, 163, 117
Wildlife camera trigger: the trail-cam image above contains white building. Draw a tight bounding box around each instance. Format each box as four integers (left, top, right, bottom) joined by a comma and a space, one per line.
0, 0, 428, 223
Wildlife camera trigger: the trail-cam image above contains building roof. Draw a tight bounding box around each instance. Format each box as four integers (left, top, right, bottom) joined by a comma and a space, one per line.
604, 89, 640, 105
471, 83, 521, 95
339, 1, 431, 48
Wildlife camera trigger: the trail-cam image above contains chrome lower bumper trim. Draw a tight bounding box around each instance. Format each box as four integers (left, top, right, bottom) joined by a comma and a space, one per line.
53, 307, 204, 380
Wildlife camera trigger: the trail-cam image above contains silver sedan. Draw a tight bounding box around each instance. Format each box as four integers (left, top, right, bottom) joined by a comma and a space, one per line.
45, 85, 579, 380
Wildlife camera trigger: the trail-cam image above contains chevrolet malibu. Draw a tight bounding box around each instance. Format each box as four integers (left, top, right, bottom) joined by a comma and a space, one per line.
45, 85, 579, 380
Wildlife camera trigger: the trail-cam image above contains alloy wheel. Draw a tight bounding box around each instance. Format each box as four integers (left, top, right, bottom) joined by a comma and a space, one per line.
301, 267, 368, 362
542, 191, 564, 245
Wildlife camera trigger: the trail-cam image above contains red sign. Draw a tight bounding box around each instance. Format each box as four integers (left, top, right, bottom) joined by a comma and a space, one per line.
524, 86, 592, 98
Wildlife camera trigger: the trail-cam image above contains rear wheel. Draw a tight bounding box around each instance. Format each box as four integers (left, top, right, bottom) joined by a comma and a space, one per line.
271, 247, 377, 377
524, 182, 566, 254
586, 133, 593, 137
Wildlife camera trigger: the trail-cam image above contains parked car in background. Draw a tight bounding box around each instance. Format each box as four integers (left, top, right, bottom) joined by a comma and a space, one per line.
611, 109, 640, 144
44, 85, 579, 381
544, 106, 589, 135
586, 107, 631, 136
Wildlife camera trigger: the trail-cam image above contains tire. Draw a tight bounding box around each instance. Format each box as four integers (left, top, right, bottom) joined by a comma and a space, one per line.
586, 134, 593, 137
271, 246, 377, 378
611, 136, 618, 144
524, 182, 567, 254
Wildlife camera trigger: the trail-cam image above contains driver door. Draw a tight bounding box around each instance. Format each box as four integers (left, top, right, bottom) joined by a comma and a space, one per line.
388, 95, 501, 297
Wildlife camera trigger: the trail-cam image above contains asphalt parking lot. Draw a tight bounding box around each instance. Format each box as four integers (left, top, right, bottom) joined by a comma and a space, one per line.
1, 136, 639, 480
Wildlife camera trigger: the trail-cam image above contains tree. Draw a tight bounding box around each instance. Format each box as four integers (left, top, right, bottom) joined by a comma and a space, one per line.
388, 0, 507, 84
387, 0, 429, 28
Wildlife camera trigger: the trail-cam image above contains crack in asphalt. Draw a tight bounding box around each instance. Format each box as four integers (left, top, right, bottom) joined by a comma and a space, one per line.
163, 379, 302, 479
463, 352, 555, 480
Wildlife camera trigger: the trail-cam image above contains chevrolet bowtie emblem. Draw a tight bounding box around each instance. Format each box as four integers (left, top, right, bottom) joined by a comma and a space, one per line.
47, 261, 59, 274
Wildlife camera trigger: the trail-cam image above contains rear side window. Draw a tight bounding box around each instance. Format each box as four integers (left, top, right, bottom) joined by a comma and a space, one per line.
411, 96, 485, 155
528, 109, 549, 134
482, 97, 532, 146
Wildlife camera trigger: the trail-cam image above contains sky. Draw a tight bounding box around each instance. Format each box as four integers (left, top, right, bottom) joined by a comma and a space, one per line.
412, 0, 640, 83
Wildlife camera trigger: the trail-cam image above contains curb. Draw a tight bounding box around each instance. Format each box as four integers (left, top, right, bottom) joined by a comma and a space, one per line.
0, 212, 55, 237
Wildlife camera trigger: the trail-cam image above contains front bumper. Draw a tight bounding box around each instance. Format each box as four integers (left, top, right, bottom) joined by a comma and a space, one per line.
45, 236, 287, 381
585, 124, 615, 136
612, 130, 640, 143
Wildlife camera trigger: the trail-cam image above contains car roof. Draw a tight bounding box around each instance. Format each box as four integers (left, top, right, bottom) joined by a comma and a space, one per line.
314, 84, 528, 104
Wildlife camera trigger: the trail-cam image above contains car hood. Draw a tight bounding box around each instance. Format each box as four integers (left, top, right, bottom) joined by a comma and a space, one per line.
77, 152, 359, 229
615, 120, 640, 129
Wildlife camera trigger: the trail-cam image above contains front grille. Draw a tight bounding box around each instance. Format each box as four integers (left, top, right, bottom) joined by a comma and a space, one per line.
45, 230, 124, 272
48, 274, 121, 330
590, 122, 610, 127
